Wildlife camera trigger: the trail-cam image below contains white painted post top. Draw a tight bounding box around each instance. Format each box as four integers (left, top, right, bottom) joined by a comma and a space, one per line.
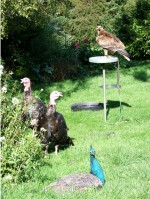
89, 56, 118, 63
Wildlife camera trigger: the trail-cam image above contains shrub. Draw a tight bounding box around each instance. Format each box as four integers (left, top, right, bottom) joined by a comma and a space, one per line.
116, 0, 150, 60
1, 68, 44, 184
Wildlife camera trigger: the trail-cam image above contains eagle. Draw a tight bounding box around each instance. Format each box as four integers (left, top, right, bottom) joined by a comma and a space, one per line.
96, 26, 130, 61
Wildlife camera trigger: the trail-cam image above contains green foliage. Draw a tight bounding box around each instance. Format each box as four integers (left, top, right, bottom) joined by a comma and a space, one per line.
1, 0, 70, 38
1, 0, 150, 83
128, 21, 150, 59
56, 0, 123, 43
1, 70, 44, 183
2, 0, 77, 81
30, 26, 80, 81
116, 0, 150, 60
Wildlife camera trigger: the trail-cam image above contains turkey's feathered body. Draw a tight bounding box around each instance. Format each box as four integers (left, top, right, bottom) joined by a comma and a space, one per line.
22, 88, 47, 128
39, 104, 74, 152
47, 111, 69, 145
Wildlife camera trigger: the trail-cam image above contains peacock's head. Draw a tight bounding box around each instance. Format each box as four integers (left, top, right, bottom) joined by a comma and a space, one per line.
90, 146, 95, 156
50, 91, 63, 105
21, 77, 31, 90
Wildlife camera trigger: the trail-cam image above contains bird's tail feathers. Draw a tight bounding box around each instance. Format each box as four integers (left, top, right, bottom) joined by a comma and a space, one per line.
117, 49, 130, 61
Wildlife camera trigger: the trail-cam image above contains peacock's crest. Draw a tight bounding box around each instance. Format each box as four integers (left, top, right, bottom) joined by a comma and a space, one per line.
90, 146, 95, 155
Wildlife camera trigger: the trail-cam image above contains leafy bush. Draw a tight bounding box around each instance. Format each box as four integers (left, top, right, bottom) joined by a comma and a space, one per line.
116, 0, 150, 60
128, 21, 150, 59
1, 0, 125, 82
1, 69, 44, 184
2, 0, 149, 84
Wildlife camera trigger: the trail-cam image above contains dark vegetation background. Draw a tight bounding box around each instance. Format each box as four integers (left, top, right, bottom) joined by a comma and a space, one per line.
1, 0, 150, 82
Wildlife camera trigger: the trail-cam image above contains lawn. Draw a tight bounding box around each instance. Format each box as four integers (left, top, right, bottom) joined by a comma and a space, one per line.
2, 61, 150, 199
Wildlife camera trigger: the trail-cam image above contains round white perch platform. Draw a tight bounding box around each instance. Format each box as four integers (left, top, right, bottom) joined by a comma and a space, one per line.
89, 56, 118, 64
89, 56, 119, 122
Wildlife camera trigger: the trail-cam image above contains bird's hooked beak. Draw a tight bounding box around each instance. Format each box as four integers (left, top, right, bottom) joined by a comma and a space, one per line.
96, 26, 103, 31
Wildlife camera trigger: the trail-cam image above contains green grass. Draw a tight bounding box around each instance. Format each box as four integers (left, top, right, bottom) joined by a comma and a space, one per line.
2, 61, 150, 199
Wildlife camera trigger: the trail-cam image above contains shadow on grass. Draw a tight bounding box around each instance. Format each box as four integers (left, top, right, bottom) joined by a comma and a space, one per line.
133, 69, 150, 82
33, 75, 92, 104
33, 60, 150, 103
48, 137, 75, 154
106, 100, 131, 117
121, 60, 150, 82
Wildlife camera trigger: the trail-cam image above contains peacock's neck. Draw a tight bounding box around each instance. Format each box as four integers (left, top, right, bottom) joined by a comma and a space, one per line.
90, 155, 95, 162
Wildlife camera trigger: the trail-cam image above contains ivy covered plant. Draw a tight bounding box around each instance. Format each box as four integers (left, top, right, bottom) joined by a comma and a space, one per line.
0, 66, 44, 184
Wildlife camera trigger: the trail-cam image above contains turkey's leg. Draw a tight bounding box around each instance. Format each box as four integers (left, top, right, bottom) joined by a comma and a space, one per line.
55, 145, 59, 155
45, 144, 49, 154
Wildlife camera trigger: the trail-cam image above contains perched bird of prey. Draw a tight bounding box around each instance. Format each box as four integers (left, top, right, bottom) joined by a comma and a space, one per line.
96, 26, 130, 61
90, 146, 105, 185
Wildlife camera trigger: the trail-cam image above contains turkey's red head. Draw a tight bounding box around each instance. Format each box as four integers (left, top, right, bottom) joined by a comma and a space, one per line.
21, 77, 31, 91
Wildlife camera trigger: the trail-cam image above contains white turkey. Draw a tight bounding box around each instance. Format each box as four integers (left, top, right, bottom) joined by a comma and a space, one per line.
21, 77, 47, 130
39, 91, 74, 154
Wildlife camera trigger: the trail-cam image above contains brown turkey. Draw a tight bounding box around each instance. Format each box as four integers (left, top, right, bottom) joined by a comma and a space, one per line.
39, 91, 74, 154
21, 77, 47, 131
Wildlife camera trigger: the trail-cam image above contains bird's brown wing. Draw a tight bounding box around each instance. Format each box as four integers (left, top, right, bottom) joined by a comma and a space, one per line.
96, 29, 125, 52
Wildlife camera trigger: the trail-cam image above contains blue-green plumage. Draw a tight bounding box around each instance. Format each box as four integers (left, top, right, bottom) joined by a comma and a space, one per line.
90, 147, 105, 184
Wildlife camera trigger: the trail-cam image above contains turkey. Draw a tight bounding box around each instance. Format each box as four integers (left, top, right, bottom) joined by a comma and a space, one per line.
21, 77, 47, 131
39, 91, 74, 154
45, 146, 104, 192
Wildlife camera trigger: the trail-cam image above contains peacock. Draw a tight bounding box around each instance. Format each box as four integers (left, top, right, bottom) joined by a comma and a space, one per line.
21, 77, 47, 130
45, 146, 104, 192
39, 91, 74, 154
90, 146, 105, 185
